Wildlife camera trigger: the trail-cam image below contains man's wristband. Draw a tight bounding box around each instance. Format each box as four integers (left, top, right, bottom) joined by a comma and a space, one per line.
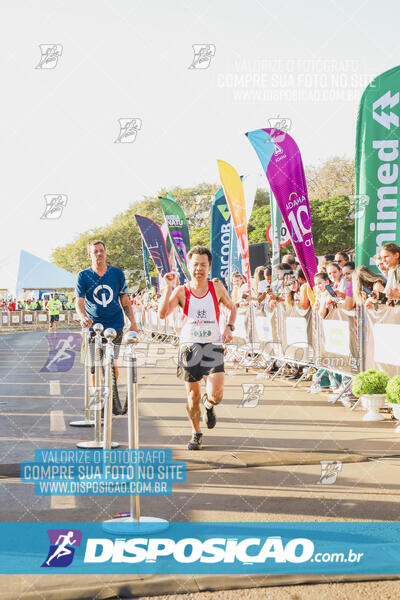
227, 323, 235, 332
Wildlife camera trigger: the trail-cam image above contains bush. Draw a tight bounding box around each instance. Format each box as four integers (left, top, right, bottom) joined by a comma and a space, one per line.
351, 369, 389, 398
386, 375, 400, 405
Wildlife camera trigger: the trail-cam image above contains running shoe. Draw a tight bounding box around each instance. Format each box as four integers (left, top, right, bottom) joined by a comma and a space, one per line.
188, 432, 203, 450
202, 393, 216, 429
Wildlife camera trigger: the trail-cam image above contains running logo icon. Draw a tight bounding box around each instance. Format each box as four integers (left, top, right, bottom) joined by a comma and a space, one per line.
188, 44, 216, 70
41, 194, 67, 220
239, 383, 263, 408
114, 118, 142, 143
41, 333, 81, 373
317, 460, 342, 485
35, 44, 63, 69
41, 529, 82, 568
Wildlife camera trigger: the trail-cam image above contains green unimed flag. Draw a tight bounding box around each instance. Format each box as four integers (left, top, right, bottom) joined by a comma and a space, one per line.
159, 193, 191, 280
355, 65, 400, 269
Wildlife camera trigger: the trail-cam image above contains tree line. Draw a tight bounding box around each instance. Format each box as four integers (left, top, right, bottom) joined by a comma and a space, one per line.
52, 157, 355, 274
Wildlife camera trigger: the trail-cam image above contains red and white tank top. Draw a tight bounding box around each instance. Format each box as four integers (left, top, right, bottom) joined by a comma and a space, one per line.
180, 281, 222, 346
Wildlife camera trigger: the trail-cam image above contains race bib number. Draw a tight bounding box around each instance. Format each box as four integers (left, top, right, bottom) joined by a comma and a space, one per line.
193, 327, 212, 339
190, 323, 219, 340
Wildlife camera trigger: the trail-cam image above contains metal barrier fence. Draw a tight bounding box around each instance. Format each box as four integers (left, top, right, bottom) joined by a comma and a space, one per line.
135, 303, 400, 378
0, 310, 80, 327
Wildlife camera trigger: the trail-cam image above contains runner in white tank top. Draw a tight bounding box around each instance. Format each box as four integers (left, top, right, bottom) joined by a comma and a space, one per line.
158, 247, 237, 450
180, 280, 222, 346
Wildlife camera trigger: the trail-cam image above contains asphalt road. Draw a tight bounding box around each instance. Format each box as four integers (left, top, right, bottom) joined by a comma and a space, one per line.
1, 330, 400, 599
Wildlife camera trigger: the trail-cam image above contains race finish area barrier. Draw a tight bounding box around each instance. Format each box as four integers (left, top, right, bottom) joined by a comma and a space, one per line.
265, 304, 314, 382
317, 306, 360, 376
133, 301, 400, 388
0, 309, 80, 329
364, 305, 400, 378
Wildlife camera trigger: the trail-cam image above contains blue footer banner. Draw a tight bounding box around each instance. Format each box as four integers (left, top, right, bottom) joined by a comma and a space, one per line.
1, 522, 400, 574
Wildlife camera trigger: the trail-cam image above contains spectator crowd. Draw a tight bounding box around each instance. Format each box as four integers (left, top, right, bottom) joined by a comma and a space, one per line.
126, 242, 400, 318
0, 297, 76, 311
4, 243, 400, 322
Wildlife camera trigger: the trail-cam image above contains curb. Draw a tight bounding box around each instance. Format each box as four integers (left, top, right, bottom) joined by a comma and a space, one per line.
3, 573, 400, 600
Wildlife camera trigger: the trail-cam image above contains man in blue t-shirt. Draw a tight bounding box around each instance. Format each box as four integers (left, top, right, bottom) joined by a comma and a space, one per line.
76, 240, 138, 333
76, 240, 139, 410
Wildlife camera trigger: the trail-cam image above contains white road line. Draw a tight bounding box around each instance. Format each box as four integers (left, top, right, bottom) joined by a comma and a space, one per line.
50, 380, 61, 395
50, 410, 65, 431
50, 495, 76, 509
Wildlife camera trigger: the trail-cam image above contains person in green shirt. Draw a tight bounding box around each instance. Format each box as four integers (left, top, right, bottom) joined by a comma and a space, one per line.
25, 299, 36, 310
47, 293, 62, 333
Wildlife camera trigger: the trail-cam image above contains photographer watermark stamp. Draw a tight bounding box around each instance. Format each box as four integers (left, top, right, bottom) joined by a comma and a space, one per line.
35, 44, 63, 69
40, 194, 67, 220
317, 460, 342, 485
114, 118, 142, 143
188, 44, 216, 70
238, 383, 264, 408
88, 386, 107, 411
348, 194, 370, 220
268, 116, 292, 142
124, 268, 146, 294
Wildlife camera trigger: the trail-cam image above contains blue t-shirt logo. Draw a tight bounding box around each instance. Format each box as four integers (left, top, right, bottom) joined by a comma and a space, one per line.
75, 266, 128, 330
93, 284, 114, 307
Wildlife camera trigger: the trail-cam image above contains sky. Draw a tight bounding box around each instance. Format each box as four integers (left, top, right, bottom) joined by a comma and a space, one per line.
1, 0, 400, 265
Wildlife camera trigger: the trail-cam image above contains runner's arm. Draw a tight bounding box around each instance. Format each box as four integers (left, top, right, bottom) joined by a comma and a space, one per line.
76, 297, 93, 328
158, 285, 183, 319
159, 272, 184, 319
214, 281, 236, 343
120, 294, 139, 332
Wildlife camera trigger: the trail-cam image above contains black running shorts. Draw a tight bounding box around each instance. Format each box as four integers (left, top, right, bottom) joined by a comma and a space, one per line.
50, 315, 59, 322
177, 343, 224, 383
